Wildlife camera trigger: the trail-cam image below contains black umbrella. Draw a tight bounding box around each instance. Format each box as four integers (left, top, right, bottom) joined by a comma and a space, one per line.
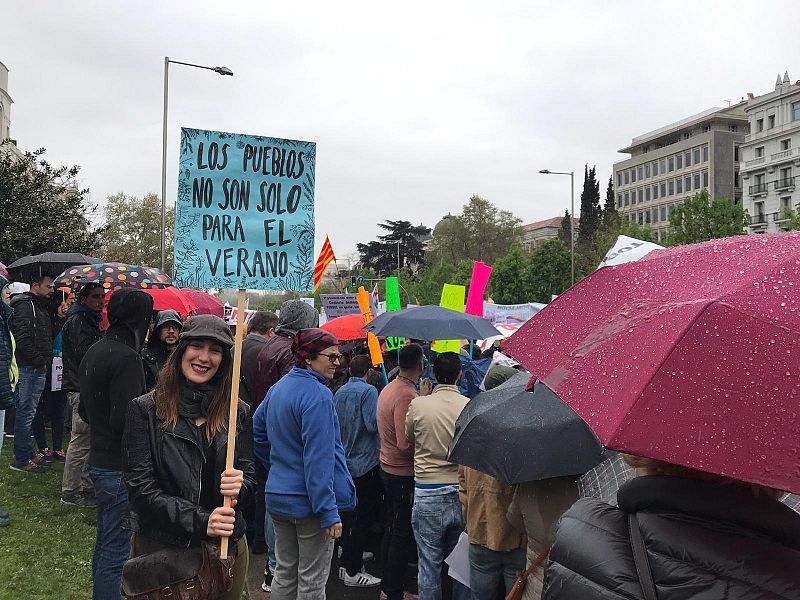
364, 305, 500, 341
7, 252, 102, 282
448, 376, 607, 484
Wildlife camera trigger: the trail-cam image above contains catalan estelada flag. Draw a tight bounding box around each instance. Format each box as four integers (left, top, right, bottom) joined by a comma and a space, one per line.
313, 236, 336, 292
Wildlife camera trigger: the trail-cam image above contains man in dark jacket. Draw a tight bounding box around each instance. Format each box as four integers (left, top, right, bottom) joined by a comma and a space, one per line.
542, 472, 800, 600
250, 299, 318, 404
60, 282, 105, 507
10, 273, 66, 473
80, 287, 153, 600
141, 309, 182, 389
239, 310, 277, 408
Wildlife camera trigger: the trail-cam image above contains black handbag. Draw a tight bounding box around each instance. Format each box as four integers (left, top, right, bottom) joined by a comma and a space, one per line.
121, 541, 235, 600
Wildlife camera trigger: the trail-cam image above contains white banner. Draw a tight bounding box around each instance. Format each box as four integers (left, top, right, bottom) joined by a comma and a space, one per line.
51, 357, 63, 392
320, 294, 362, 319
599, 235, 663, 268
482, 302, 545, 326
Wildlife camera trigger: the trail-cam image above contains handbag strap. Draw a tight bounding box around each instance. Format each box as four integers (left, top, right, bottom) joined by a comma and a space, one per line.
505, 543, 551, 600
628, 513, 658, 600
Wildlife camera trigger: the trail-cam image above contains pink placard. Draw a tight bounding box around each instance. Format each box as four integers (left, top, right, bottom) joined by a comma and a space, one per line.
465, 261, 493, 316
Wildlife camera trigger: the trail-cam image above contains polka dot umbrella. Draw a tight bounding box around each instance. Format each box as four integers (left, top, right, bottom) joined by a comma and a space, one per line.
53, 262, 173, 292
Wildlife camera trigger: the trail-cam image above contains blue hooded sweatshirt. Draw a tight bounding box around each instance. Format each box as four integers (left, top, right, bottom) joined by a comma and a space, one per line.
253, 367, 356, 528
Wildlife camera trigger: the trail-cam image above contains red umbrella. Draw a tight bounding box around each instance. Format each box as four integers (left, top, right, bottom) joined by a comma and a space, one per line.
142, 287, 197, 318
321, 313, 367, 341
504, 232, 800, 494
179, 288, 225, 318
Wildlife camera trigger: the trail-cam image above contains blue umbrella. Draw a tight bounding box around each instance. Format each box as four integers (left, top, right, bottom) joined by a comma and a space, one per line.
364, 305, 500, 341
448, 376, 607, 484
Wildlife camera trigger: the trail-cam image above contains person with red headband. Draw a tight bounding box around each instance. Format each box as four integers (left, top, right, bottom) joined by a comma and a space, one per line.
253, 327, 356, 600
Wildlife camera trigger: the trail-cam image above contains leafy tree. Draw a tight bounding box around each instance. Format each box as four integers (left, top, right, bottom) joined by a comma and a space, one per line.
558, 209, 574, 245
357, 220, 430, 276
0, 146, 101, 264
428, 195, 523, 265
528, 239, 573, 303
779, 207, 800, 231
577, 165, 602, 247
667, 190, 749, 245
99, 192, 175, 273
489, 246, 532, 304
399, 260, 473, 306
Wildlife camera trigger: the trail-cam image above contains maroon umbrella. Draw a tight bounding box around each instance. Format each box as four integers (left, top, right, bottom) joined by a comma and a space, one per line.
504, 232, 800, 494
178, 288, 224, 318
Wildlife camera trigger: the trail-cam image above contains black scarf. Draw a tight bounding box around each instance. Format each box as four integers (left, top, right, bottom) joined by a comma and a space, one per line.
179, 381, 216, 420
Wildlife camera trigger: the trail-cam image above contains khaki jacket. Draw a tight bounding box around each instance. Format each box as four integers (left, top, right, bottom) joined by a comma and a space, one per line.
459, 466, 526, 552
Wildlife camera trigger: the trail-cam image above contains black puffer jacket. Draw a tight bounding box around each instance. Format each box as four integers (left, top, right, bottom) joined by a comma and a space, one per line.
61, 303, 103, 393
10, 292, 58, 369
543, 476, 800, 600
122, 395, 257, 549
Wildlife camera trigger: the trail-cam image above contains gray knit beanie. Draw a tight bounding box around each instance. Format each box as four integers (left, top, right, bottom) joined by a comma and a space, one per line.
277, 299, 319, 333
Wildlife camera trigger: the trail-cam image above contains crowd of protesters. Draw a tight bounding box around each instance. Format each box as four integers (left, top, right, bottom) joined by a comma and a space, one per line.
1, 271, 799, 600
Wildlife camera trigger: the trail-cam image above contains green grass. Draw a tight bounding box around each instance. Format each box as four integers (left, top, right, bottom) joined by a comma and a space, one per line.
0, 438, 96, 600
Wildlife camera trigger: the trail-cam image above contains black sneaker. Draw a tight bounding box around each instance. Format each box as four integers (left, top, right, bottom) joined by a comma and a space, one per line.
262, 568, 273, 593
61, 495, 97, 508
10, 459, 48, 474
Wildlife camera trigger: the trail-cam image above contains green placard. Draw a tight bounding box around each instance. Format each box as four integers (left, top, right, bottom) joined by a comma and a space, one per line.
384, 276, 405, 350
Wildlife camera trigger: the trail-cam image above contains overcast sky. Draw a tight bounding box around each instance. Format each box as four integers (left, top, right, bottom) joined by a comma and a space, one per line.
3, 1, 799, 261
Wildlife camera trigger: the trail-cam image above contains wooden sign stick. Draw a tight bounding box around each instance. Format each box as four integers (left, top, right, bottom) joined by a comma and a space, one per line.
220, 288, 246, 559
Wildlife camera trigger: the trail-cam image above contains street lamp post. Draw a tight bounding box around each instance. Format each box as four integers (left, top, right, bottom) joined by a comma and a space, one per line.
539, 169, 575, 286
161, 57, 234, 272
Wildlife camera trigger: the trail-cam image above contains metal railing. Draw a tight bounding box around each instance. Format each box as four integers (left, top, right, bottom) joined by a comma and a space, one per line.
751, 214, 768, 225
775, 177, 796, 190
749, 183, 769, 194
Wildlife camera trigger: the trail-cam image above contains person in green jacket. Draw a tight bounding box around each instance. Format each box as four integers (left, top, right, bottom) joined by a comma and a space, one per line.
0, 275, 18, 526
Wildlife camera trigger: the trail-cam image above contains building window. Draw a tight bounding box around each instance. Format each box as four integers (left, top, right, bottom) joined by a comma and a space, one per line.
685, 176, 691, 192
617, 172, 622, 186
652, 184, 658, 199
702, 171, 709, 188
668, 180, 674, 196
668, 156, 675, 172
734, 172, 739, 187
728, 124, 738, 132
624, 170, 630, 184
693, 147, 701, 164
694, 173, 701, 190
781, 139, 792, 151
660, 182, 667, 197
645, 164, 650, 178
645, 210, 651, 224
676, 178, 683, 194
653, 161, 659, 176
793, 102, 800, 121
660, 205, 667, 221
617, 194, 622, 208
781, 196, 792, 216
624, 192, 629, 206
638, 166, 643, 180
632, 168, 637, 183
638, 189, 644, 203
653, 208, 659, 223
645, 187, 651, 201
676, 153, 683, 170
685, 150, 691, 167
755, 146, 765, 158
756, 118, 764, 132
768, 115, 775, 129
639, 212, 644, 225
702, 145, 709, 162
660, 158, 667, 173
734, 146, 739, 161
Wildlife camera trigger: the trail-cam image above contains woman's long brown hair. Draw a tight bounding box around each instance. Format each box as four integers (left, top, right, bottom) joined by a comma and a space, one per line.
151, 338, 233, 442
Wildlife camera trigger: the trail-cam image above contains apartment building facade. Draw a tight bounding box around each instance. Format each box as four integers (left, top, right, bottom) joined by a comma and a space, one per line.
521, 216, 578, 251
613, 104, 748, 242
0, 60, 12, 142
741, 72, 800, 233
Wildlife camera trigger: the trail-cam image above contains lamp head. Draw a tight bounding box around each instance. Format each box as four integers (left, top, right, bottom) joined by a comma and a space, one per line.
214, 66, 234, 76
539, 169, 551, 174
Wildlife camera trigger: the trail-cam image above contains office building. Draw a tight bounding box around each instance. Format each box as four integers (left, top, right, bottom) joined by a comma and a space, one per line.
522, 216, 577, 251
613, 104, 748, 242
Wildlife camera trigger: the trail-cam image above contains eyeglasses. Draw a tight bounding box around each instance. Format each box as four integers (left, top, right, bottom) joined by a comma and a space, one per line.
318, 352, 344, 364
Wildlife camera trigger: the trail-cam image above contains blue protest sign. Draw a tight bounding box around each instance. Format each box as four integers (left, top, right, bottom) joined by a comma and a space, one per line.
173, 127, 316, 291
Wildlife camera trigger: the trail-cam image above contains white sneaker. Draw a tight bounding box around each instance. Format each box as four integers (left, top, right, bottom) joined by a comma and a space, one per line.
338, 566, 346, 581
343, 571, 382, 587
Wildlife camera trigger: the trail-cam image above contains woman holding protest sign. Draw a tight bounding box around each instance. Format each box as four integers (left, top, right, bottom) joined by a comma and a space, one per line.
122, 315, 256, 600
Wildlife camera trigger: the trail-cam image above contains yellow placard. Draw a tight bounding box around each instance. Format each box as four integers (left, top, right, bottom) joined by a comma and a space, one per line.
431, 283, 465, 353
357, 286, 385, 367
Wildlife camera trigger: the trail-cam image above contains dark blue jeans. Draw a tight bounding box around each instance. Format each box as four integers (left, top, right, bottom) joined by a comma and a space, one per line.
411, 485, 464, 600
89, 466, 131, 600
13, 366, 46, 464
468, 543, 526, 600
